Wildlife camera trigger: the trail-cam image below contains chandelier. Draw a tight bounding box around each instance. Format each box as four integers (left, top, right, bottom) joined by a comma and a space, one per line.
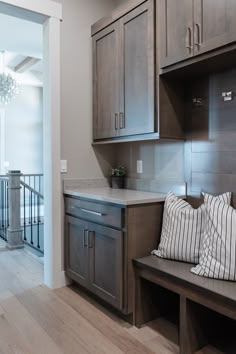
0, 52, 19, 105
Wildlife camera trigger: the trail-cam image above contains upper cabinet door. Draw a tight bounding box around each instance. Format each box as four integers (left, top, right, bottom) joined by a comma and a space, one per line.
118, 1, 155, 137
159, 0, 193, 68
193, 0, 236, 56
93, 24, 120, 140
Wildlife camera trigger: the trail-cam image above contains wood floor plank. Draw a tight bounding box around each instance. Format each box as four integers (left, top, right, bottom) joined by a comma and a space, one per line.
0, 311, 32, 354
17, 285, 125, 354
0, 295, 63, 354
56, 286, 154, 354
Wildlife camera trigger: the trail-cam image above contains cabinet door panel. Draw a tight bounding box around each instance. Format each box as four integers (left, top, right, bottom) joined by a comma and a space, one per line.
93, 24, 119, 139
65, 216, 89, 287
88, 223, 123, 310
119, 1, 155, 136
194, 0, 236, 56
159, 0, 193, 68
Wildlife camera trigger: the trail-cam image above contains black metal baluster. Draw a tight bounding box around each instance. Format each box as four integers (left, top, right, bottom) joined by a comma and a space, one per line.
4, 180, 7, 231
30, 191, 33, 245
23, 185, 26, 241
37, 196, 40, 249
33, 176, 36, 223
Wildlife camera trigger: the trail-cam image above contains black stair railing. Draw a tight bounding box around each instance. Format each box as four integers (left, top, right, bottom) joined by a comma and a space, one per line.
20, 180, 44, 254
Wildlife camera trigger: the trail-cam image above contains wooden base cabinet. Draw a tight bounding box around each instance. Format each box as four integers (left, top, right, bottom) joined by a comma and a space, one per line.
65, 196, 164, 315
65, 215, 123, 310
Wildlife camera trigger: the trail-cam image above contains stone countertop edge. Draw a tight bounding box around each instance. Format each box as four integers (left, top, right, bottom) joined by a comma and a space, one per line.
63, 187, 172, 206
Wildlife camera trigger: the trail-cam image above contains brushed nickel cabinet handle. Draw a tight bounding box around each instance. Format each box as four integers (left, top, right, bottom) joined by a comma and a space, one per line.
119, 112, 125, 129
83, 229, 88, 247
80, 208, 105, 217
114, 113, 119, 130
194, 23, 201, 48
186, 27, 193, 53
88, 231, 94, 248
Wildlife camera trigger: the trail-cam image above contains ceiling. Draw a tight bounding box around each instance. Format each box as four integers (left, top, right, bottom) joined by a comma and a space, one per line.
0, 13, 43, 86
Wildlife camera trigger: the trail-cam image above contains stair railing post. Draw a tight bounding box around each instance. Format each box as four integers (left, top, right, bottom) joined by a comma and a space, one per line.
6, 170, 24, 249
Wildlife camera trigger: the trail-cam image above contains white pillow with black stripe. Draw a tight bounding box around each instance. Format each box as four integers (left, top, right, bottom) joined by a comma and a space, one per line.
152, 192, 231, 264
191, 199, 236, 281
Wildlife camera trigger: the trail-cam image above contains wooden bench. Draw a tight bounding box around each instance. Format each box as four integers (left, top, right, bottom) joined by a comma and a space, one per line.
133, 255, 236, 354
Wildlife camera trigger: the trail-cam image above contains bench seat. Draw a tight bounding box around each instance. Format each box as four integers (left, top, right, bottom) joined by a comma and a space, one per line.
133, 255, 236, 354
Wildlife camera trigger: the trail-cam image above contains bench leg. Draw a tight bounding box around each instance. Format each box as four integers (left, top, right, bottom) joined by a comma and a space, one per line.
134, 272, 160, 328
180, 296, 207, 354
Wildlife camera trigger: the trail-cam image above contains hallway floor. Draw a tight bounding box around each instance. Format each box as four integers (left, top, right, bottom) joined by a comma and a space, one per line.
0, 249, 220, 354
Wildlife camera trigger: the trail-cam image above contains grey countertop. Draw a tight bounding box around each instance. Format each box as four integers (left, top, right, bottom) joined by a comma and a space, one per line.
64, 187, 168, 206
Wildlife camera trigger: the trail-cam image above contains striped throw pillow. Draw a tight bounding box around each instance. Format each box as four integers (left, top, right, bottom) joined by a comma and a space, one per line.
152, 192, 231, 264
191, 199, 236, 281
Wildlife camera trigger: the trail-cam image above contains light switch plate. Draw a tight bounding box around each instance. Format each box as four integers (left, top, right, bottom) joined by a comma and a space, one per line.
137, 160, 143, 174
60, 160, 67, 173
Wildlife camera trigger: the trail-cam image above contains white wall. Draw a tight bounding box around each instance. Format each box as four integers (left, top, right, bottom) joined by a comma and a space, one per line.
52, 0, 117, 179
4, 85, 43, 173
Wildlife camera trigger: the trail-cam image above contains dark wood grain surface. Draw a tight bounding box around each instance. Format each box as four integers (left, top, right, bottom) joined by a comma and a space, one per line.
185, 67, 236, 208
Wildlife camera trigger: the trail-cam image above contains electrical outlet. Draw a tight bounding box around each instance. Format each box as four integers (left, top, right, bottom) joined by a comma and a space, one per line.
60, 160, 67, 173
137, 160, 143, 174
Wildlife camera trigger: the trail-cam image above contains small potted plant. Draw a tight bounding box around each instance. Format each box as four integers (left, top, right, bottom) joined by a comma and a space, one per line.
111, 166, 126, 189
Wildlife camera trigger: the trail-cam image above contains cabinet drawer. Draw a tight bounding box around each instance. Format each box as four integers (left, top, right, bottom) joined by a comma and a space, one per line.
65, 197, 123, 229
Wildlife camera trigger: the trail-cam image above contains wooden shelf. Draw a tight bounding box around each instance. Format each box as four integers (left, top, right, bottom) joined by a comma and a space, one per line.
92, 133, 185, 145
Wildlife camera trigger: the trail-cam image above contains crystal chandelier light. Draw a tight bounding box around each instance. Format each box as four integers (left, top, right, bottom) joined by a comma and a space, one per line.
0, 52, 19, 105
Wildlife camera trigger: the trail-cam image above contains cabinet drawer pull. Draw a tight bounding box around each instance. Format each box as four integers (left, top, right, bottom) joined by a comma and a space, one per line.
194, 23, 201, 48
80, 208, 105, 217
119, 112, 125, 129
114, 113, 119, 130
186, 27, 193, 52
83, 229, 88, 247
88, 231, 94, 248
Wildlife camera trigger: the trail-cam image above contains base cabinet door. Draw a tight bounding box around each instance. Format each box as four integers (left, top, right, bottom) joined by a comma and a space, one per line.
88, 223, 123, 310
65, 216, 89, 288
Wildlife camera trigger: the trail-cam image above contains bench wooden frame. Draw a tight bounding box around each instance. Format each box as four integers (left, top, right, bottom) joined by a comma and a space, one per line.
133, 256, 236, 354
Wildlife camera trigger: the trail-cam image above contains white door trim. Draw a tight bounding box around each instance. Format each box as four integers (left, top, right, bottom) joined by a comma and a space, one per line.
0, 0, 62, 20
0, 0, 65, 289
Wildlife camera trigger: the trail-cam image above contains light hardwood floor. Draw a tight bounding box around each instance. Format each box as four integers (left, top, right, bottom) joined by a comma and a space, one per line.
0, 249, 222, 354
0, 248, 180, 354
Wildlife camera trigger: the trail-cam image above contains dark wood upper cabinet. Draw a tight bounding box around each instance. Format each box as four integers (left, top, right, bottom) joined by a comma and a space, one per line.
159, 0, 193, 68
193, 0, 236, 56
93, 24, 120, 139
92, 0, 156, 142
160, 0, 236, 69
119, 2, 155, 137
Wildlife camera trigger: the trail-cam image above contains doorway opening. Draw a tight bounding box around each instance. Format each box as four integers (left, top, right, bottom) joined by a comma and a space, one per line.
0, 0, 63, 289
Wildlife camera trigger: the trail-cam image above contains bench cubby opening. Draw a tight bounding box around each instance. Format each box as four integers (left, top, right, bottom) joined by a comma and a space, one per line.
133, 256, 236, 354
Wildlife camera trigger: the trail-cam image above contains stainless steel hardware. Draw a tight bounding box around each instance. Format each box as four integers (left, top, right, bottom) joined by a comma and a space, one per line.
222, 92, 233, 102
83, 229, 88, 247
192, 98, 203, 107
119, 112, 125, 129
194, 23, 201, 48
115, 113, 119, 130
88, 231, 94, 248
80, 208, 105, 217
186, 27, 193, 53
